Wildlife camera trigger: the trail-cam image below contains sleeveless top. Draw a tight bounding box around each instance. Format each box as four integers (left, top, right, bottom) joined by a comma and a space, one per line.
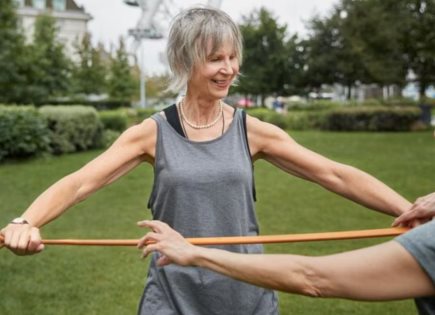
137, 109, 279, 315
395, 220, 435, 315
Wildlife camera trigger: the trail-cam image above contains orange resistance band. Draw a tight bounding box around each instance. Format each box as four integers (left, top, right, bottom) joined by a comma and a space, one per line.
0, 227, 409, 247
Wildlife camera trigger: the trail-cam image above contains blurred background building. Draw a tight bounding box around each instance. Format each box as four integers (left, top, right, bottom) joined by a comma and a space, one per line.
14, 0, 91, 60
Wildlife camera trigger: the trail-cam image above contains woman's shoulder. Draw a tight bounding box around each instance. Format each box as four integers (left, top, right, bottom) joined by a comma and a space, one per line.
117, 118, 158, 154
245, 112, 284, 137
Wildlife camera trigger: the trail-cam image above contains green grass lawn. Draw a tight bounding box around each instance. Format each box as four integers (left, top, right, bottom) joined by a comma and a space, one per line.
1, 131, 434, 315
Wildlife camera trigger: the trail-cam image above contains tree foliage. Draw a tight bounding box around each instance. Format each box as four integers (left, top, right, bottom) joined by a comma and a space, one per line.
237, 8, 289, 105
71, 33, 108, 95
1, 0, 434, 104
0, 0, 29, 103
398, 0, 435, 100
303, 0, 435, 101
107, 38, 136, 101
28, 14, 71, 103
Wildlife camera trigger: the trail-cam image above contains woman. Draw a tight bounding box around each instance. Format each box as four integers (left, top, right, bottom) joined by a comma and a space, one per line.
138, 192, 435, 314
1, 7, 415, 315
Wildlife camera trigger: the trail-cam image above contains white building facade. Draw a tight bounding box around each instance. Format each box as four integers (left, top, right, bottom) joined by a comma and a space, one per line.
15, 0, 92, 60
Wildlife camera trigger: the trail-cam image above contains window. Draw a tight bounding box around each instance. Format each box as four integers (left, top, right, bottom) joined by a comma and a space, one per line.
33, 0, 46, 10
52, 0, 66, 11
15, 0, 25, 7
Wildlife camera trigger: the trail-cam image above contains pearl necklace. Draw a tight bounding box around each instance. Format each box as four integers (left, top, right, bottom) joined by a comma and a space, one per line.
179, 99, 223, 129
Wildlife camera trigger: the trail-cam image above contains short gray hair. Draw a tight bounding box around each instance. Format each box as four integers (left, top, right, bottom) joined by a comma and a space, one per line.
166, 6, 243, 92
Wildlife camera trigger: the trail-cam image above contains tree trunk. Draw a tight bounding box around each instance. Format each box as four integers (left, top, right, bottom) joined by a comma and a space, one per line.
419, 80, 427, 104
347, 83, 352, 100
261, 94, 266, 107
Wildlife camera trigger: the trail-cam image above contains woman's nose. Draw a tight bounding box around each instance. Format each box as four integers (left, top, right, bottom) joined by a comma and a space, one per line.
221, 59, 234, 75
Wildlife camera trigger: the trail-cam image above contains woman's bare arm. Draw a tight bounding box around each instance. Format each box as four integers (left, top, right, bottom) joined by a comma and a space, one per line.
246, 116, 411, 217
1, 119, 157, 254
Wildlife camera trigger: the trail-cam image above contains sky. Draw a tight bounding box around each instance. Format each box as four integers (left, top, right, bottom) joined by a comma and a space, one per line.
74, 0, 339, 74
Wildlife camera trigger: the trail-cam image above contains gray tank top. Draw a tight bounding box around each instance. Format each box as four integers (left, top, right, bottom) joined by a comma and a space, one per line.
138, 109, 279, 315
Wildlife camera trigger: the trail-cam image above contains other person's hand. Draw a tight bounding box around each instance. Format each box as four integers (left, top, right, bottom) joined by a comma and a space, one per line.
137, 220, 198, 267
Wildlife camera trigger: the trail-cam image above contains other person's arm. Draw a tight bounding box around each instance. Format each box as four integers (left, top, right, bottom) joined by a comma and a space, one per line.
138, 220, 435, 300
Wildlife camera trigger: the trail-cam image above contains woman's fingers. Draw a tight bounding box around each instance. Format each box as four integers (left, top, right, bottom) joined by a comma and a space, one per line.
28, 227, 44, 253
0, 225, 44, 255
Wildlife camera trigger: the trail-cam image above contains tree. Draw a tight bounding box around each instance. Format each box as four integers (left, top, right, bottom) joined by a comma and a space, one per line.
107, 38, 135, 102
398, 0, 435, 102
302, 16, 340, 93
341, 0, 407, 88
0, 0, 29, 103
71, 33, 107, 95
236, 8, 289, 105
146, 73, 176, 99
282, 34, 308, 96
28, 14, 71, 103
304, 2, 371, 100
304, 0, 435, 101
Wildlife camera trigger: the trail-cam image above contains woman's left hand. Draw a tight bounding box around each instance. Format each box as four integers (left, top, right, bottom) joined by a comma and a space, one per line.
137, 220, 199, 267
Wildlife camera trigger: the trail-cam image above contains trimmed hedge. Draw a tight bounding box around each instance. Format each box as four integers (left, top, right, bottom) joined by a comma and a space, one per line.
0, 102, 425, 163
42, 99, 131, 110
99, 110, 128, 132
101, 130, 121, 148
39, 106, 104, 154
286, 100, 340, 111
286, 111, 326, 130
320, 106, 421, 131
135, 108, 158, 124
246, 106, 422, 131
0, 105, 50, 161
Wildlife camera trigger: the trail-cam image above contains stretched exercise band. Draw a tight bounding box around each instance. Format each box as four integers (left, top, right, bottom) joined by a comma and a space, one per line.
0, 227, 409, 247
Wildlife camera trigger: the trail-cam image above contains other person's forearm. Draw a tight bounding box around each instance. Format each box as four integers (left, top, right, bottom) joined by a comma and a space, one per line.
193, 248, 321, 296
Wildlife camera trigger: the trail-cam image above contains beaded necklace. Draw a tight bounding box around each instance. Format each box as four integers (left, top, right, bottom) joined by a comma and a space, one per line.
179, 99, 223, 129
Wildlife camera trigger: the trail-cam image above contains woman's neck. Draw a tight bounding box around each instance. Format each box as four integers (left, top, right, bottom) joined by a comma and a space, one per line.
181, 94, 221, 124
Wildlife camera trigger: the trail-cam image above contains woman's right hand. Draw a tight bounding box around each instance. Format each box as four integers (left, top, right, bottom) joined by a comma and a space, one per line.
393, 192, 435, 227
0, 223, 44, 255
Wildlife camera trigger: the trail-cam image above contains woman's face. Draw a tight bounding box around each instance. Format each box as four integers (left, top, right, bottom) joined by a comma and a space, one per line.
188, 40, 239, 100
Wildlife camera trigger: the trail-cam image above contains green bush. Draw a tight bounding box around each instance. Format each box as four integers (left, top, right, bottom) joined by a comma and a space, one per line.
0, 105, 50, 161
45, 99, 131, 110
287, 100, 340, 111
263, 112, 288, 129
39, 105, 104, 154
246, 108, 326, 130
101, 129, 121, 148
245, 107, 272, 121
286, 111, 326, 130
381, 97, 418, 107
99, 110, 128, 132
321, 106, 421, 131
135, 108, 158, 124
